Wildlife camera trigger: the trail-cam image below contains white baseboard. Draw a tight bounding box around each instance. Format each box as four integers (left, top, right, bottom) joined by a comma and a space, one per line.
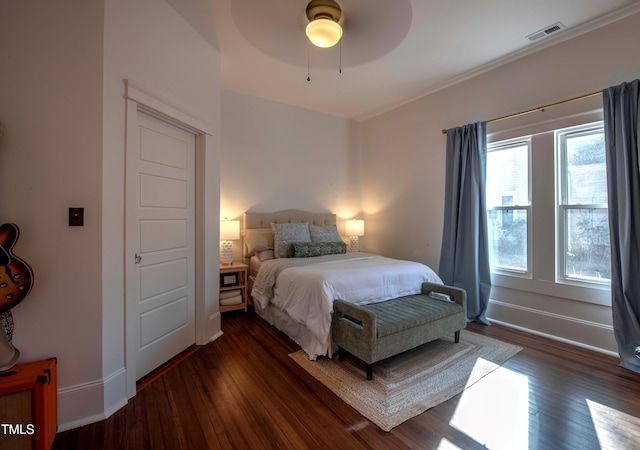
102, 367, 128, 418
209, 330, 223, 342
58, 308, 222, 432
56, 367, 128, 432
202, 311, 222, 344
487, 300, 619, 357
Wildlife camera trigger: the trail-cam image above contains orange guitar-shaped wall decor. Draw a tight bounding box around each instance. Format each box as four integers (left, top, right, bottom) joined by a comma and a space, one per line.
0, 223, 34, 313
0, 223, 34, 370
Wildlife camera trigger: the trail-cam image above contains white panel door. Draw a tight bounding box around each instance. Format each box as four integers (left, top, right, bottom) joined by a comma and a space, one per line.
130, 111, 196, 380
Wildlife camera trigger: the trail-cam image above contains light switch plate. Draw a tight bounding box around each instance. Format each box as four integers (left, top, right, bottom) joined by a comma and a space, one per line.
69, 208, 84, 226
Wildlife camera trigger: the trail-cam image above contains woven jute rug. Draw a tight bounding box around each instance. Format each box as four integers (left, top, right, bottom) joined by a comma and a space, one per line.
290, 330, 522, 431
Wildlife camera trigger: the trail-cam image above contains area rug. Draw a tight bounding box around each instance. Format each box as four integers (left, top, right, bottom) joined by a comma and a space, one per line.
289, 330, 522, 432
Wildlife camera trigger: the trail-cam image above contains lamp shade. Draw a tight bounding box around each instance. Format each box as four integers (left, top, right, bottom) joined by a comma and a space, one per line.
220, 220, 240, 241
345, 219, 364, 237
305, 18, 342, 48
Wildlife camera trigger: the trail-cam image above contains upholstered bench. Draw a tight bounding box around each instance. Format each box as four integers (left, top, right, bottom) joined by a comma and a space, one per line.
331, 282, 467, 380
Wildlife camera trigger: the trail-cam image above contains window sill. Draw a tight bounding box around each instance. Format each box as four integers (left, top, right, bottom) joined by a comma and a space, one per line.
490, 272, 611, 307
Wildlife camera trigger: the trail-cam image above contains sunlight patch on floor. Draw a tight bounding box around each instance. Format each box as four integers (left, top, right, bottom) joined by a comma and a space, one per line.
587, 398, 640, 449
436, 438, 464, 450
450, 360, 530, 449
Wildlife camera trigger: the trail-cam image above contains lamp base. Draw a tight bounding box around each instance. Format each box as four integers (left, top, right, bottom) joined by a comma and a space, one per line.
220, 240, 233, 265
349, 236, 359, 253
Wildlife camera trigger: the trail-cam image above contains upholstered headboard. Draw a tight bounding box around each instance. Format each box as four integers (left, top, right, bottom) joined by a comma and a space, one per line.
242, 209, 337, 264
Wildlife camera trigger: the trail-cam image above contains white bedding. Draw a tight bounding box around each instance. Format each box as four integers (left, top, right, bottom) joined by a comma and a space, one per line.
251, 252, 443, 358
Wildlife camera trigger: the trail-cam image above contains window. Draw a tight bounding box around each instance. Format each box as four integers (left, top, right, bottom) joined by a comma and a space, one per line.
557, 124, 610, 283
486, 139, 530, 274
487, 121, 610, 291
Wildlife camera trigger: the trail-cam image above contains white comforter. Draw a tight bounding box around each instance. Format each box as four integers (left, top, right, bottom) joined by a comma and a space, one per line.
251, 252, 443, 354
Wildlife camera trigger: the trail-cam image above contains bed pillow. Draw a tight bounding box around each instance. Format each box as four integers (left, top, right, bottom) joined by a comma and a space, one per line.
256, 249, 275, 261
287, 241, 347, 258
309, 224, 341, 243
243, 228, 274, 256
271, 222, 311, 258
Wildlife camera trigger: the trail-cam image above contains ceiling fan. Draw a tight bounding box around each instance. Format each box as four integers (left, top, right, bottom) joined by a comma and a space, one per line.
305, 0, 343, 48
227, 0, 412, 73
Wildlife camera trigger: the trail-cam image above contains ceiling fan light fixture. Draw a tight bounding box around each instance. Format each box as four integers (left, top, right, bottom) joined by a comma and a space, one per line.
305, 18, 342, 48
305, 0, 343, 48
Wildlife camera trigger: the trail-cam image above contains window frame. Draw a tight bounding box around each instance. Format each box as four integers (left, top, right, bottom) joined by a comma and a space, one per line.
555, 121, 610, 288
486, 138, 532, 278
486, 107, 610, 307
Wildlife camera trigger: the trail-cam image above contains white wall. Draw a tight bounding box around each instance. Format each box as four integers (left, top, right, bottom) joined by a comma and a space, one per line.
220, 90, 362, 256
362, 13, 640, 355
0, 0, 221, 432
0, 0, 105, 427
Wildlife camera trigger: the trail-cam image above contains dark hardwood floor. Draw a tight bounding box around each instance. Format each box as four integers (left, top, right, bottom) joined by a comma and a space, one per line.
52, 309, 640, 449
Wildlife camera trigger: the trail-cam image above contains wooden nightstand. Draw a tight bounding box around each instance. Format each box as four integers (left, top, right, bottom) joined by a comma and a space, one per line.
219, 262, 248, 313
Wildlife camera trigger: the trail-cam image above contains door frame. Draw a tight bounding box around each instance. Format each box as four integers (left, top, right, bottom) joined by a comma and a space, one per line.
124, 80, 217, 399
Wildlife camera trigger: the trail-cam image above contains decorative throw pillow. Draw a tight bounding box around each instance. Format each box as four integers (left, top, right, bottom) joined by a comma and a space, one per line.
271, 222, 311, 258
287, 241, 347, 258
309, 224, 341, 242
243, 228, 274, 256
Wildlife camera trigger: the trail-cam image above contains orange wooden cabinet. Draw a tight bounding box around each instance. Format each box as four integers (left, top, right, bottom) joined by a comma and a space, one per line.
0, 358, 57, 450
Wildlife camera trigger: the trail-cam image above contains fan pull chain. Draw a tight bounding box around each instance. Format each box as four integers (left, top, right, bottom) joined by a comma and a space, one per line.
306, 40, 343, 80
307, 43, 311, 82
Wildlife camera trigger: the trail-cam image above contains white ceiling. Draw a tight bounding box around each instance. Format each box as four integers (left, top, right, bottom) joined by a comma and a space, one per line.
168, 0, 640, 121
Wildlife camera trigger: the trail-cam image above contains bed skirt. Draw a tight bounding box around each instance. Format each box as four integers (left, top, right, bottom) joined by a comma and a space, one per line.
251, 294, 333, 360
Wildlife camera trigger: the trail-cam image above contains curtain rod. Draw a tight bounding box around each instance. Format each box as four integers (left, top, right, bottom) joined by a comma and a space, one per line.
441, 90, 602, 134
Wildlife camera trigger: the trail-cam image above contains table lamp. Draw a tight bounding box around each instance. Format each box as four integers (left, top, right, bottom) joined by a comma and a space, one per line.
345, 219, 364, 252
220, 219, 240, 265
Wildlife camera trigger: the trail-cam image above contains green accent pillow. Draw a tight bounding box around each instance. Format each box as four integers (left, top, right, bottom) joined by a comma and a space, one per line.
287, 241, 347, 258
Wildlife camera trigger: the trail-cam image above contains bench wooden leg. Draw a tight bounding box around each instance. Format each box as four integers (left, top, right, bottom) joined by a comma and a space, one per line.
454, 330, 460, 343
338, 347, 345, 361
366, 364, 372, 380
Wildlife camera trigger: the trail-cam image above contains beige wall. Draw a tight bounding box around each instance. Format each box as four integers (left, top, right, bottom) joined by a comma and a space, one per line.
362, 12, 640, 354
0, 0, 221, 431
220, 90, 362, 258
0, 0, 105, 427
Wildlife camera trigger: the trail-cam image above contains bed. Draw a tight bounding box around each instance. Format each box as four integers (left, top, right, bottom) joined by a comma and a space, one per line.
243, 210, 444, 360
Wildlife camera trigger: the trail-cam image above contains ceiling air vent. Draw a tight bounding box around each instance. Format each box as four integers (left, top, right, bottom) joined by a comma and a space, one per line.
526, 22, 566, 41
